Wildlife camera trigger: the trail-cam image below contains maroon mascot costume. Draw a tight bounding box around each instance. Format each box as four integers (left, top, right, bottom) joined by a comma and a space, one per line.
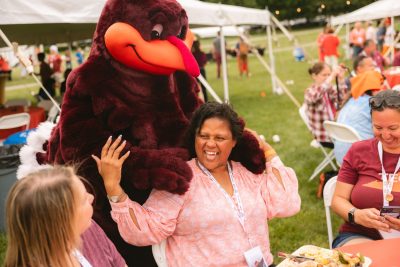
37, 0, 266, 265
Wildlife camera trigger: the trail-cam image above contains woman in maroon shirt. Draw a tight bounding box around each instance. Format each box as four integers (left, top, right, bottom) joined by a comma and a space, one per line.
331, 90, 400, 248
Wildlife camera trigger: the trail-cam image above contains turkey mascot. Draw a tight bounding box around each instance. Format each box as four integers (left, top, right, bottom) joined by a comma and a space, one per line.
18, 0, 266, 265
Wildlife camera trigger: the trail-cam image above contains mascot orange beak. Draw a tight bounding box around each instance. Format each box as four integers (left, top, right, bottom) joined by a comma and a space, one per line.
105, 22, 200, 77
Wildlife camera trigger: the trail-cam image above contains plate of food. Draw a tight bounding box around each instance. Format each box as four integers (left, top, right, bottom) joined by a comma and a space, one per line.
276, 245, 372, 267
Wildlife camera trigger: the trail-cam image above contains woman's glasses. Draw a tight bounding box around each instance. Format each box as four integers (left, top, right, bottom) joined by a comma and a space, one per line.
369, 95, 400, 109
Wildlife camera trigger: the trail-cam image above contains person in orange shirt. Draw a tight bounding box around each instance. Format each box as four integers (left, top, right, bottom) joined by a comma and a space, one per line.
321, 27, 340, 68
0, 55, 12, 81
349, 22, 366, 59
317, 26, 329, 62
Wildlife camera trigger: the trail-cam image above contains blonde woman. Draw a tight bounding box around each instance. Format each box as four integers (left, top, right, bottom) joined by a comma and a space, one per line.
4, 167, 126, 267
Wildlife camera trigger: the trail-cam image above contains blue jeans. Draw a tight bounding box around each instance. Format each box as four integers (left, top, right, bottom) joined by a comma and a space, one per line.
332, 232, 374, 248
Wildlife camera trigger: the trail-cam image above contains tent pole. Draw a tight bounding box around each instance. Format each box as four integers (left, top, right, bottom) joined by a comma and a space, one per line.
334, 23, 343, 35
391, 16, 395, 64
270, 15, 294, 41
266, 22, 277, 94
197, 74, 222, 103
345, 23, 350, 59
219, 25, 229, 103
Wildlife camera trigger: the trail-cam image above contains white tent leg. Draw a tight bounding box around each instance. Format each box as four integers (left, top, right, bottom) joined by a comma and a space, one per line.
270, 15, 294, 41
345, 23, 351, 59
334, 23, 343, 35
197, 74, 222, 103
219, 26, 229, 103
266, 24, 278, 94
391, 16, 395, 64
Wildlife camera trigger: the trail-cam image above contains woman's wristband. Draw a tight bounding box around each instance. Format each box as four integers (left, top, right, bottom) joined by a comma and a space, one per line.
264, 149, 277, 161
107, 190, 127, 203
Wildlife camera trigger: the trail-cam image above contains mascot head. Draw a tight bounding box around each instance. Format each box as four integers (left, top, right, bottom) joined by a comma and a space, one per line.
90, 0, 199, 77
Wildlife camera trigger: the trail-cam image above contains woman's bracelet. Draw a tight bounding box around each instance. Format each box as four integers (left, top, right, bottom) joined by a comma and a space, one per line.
107, 190, 127, 203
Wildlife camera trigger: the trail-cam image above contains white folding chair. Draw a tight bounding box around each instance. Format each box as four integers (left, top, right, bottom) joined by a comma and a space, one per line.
299, 104, 337, 181
4, 98, 31, 108
323, 121, 362, 166
323, 176, 337, 249
152, 240, 168, 267
323, 121, 362, 143
0, 113, 30, 131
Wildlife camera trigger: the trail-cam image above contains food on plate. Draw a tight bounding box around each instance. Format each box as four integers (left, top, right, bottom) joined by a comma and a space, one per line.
278, 245, 366, 267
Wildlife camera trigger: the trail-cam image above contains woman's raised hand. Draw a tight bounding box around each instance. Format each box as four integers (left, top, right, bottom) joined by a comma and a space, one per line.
355, 208, 390, 232
92, 136, 130, 196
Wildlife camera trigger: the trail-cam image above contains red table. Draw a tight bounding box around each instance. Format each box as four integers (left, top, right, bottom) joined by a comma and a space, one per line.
0, 106, 46, 139
338, 238, 400, 267
384, 67, 400, 88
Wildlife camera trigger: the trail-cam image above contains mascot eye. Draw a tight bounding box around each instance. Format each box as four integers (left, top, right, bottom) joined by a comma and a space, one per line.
151, 24, 163, 40
177, 26, 187, 40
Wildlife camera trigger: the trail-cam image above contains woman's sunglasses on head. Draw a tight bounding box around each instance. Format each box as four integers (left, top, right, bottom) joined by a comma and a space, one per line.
369, 95, 400, 109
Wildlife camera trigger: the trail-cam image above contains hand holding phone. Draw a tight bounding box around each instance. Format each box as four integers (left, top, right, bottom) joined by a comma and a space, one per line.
380, 206, 400, 219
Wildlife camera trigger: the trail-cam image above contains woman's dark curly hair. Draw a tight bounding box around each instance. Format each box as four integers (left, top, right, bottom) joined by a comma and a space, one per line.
185, 102, 244, 158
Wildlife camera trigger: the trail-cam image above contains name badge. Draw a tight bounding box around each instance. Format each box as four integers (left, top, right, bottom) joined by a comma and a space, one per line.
244, 246, 267, 267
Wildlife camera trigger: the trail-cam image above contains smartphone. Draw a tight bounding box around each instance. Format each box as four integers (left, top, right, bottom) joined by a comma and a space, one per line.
380, 206, 400, 218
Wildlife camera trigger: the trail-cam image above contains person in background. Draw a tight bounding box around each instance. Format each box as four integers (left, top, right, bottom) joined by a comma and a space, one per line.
0, 55, 12, 81
36, 52, 54, 101
334, 70, 383, 165
393, 49, 400, 67
65, 50, 73, 69
76, 47, 85, 65
376, 19, 387, 53
317, 26, 329, 62
349, 22, 366, 59
345, 55, 376, 91
191, 39, 208, 102
60, 68, 73, 97
93, 102, 300, 267
320, 27, 340, 69
360, 39, 388, 71
382, 18, 395, 57
304, 62, 347, 148
48, 45, 63, 86
235, 37, 250, 77
331, 90, 400, 248
4, 166, 126, 267
212, 31, 223, 78
365, 21, 377, 44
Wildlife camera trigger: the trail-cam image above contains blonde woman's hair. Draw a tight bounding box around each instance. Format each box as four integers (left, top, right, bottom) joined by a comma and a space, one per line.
4, 166, 80, 267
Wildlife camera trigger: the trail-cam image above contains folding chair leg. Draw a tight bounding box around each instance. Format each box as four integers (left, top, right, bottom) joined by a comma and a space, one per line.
308, 151, 337, 181
327, 151, 337, 171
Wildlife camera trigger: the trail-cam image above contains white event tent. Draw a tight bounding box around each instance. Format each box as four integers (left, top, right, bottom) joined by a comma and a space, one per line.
0, 0, 298, 106
331, 0, 400, 26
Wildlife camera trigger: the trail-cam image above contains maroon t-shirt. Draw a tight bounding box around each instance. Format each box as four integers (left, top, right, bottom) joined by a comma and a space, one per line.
82, 220, 126, 267
338, 138, 400, 240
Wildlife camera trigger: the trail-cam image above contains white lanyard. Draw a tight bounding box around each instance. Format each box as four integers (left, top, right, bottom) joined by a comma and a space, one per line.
72, 249, 93, 267
197, 160, 246, 228
378, 141, 400, 206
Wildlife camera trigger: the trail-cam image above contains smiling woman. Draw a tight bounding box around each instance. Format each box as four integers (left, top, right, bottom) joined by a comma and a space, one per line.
331, 90, 400, 248
93, 102, 301, 267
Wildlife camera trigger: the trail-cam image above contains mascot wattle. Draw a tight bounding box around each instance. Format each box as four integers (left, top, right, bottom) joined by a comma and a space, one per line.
21, 0, 266, 265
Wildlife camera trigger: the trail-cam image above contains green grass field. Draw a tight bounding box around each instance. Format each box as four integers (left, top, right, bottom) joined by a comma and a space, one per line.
0, 26, 345, 265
